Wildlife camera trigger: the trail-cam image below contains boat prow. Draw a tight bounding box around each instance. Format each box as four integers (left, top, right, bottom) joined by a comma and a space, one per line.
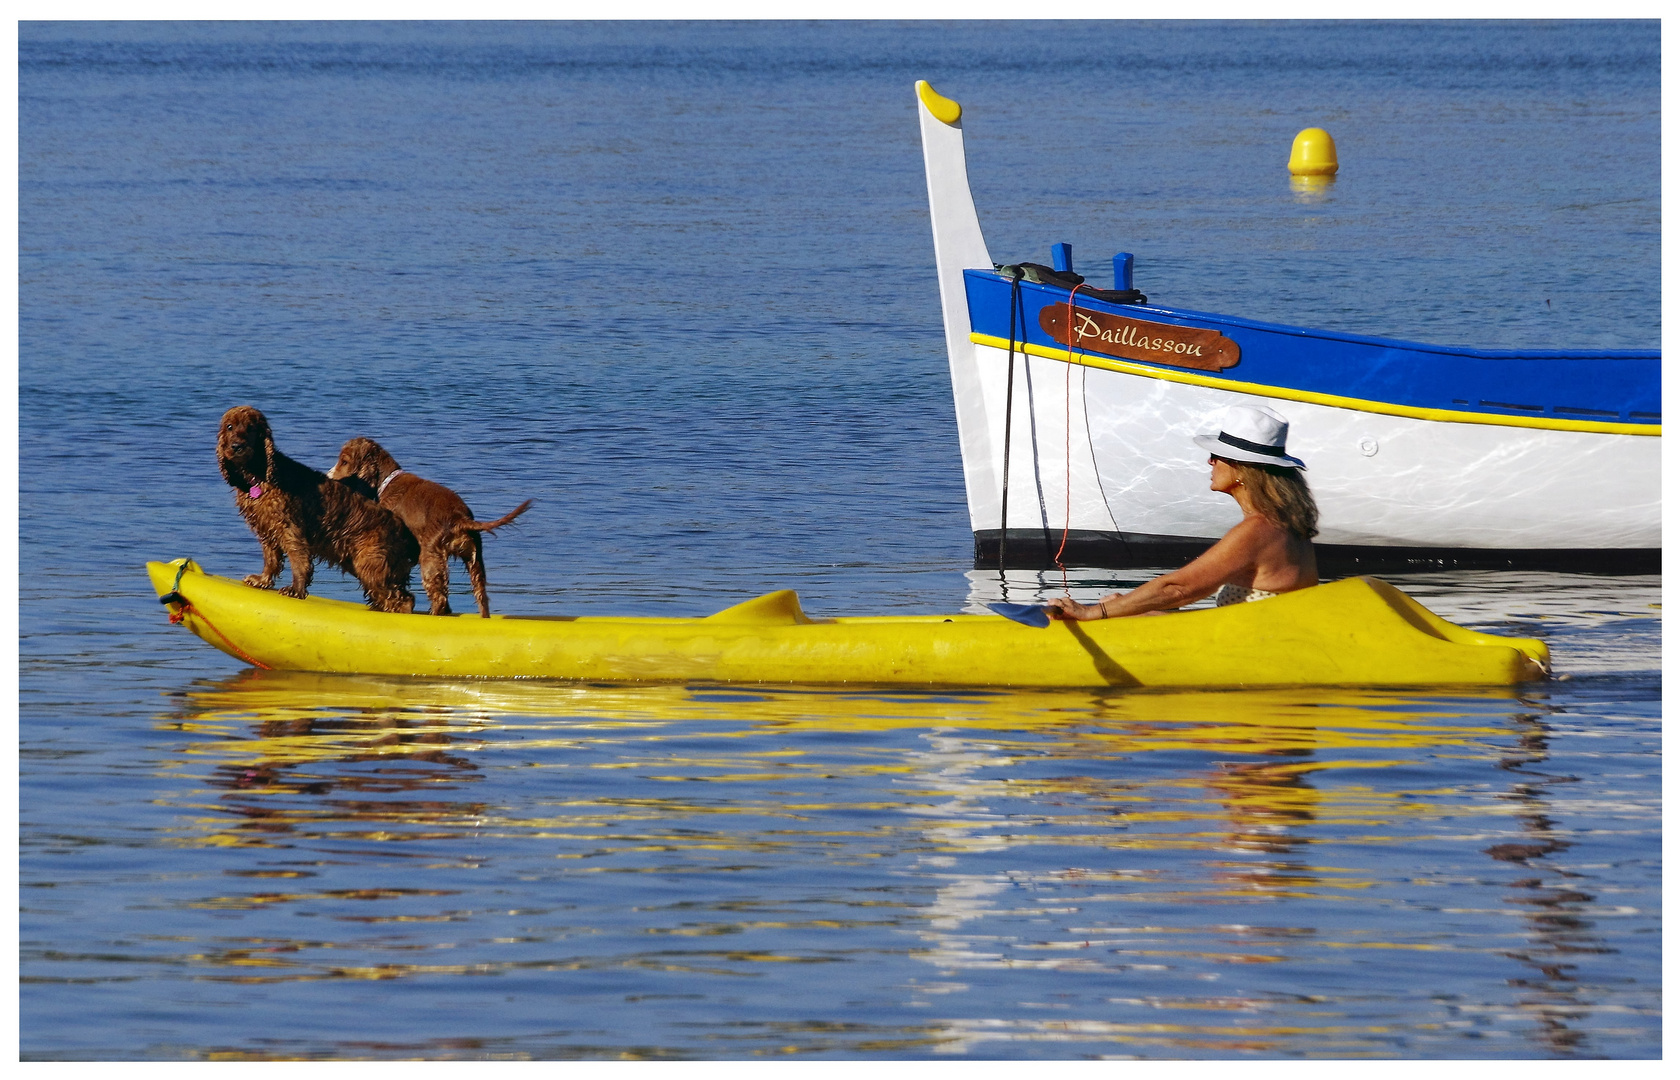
148, 559, 1549, 688
915, 79, 1659, 573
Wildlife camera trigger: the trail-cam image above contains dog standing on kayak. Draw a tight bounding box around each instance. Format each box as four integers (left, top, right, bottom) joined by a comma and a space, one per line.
216, 406, 419, 612
328, 437, 532, 617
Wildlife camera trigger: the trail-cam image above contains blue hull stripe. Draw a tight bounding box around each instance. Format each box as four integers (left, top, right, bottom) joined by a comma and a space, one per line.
965, 270, 1660, 426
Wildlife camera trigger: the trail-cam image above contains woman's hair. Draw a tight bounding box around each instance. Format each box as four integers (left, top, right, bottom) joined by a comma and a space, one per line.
1226, 459, 1319, 539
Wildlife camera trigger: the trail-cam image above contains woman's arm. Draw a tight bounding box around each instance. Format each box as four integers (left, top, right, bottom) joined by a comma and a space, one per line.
1046, 518, 1267, 621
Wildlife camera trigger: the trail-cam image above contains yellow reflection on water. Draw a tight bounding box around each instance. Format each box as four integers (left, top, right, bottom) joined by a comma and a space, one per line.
157, 669, 1535, 877
1289, 173, 1337, 203
153, 668, 1574, 1029
133, 664, 1628, 1057
168, 669, 1521, 747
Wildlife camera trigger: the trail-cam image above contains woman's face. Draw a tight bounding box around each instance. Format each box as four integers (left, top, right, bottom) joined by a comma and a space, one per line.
1208, 455, 1242, 495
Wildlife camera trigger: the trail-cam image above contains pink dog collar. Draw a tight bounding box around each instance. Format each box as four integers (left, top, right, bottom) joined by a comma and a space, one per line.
248, 485, 263, 499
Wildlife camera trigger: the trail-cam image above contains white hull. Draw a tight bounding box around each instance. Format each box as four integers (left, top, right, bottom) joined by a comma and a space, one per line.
969, 342, 1660, 549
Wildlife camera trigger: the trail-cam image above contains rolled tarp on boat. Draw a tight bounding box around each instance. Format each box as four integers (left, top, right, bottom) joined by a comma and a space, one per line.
148, 559, 1548, 688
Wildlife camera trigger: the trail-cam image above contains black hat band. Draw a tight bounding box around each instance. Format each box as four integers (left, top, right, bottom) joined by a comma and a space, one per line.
1217, 431, 1287, 457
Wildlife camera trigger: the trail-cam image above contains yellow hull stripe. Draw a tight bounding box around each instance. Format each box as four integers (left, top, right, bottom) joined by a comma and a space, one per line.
970, 332, 1660, 437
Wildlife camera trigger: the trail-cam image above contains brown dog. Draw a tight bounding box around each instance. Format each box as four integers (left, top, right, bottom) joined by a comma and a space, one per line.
328, 437, 532, 617
216, 407, 418, 613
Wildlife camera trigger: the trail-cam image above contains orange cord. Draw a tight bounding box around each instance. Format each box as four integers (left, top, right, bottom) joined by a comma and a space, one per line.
168, 598, 272, 670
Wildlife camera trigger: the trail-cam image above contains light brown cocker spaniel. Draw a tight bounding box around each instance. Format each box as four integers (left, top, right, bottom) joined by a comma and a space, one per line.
328, 436, 532, 617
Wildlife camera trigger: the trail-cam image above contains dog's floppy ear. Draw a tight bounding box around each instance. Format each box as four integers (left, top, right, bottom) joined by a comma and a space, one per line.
260, 421, 277, 483
372, 441, 402, 479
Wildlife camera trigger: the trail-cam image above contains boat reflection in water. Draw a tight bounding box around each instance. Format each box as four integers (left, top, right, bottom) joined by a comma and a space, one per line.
1484, 711, 1617, 1057
139, 665, 1639, 1057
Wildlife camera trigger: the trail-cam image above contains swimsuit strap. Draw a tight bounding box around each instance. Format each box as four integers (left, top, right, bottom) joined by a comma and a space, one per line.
1215, 584, 1281, 607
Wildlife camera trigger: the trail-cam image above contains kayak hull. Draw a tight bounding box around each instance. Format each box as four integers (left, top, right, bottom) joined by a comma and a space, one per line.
148, 559, 1548, 688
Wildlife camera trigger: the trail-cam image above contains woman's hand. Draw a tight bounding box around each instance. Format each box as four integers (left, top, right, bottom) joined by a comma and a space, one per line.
1045, 595, 1114, 621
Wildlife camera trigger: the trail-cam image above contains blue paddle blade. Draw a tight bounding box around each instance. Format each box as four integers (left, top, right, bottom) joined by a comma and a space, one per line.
986, 602, 1052, 628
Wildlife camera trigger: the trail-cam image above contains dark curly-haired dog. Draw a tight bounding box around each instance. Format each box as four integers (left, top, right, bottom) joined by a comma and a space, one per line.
217, 406, 418, 613
328, 436, 532, 617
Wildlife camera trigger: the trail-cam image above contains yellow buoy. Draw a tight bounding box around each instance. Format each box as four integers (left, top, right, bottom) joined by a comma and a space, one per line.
1288, 127, 1338, 176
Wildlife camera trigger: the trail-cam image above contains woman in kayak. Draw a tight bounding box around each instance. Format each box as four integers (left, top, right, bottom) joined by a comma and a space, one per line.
1047, 405, 1318, 621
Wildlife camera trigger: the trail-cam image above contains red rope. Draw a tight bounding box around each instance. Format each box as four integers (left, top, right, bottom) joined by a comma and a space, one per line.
168, 597, 272, 670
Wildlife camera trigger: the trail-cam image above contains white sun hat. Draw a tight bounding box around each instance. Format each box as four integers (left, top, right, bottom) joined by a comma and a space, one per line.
1193, 405, 1307, 470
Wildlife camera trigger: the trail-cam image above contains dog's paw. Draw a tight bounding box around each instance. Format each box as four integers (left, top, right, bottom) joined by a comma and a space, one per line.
244, 575, 275, 589
278, 583, 308, 600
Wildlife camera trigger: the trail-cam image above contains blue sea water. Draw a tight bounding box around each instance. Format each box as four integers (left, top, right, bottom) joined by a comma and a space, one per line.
17, 21, 1660, 1060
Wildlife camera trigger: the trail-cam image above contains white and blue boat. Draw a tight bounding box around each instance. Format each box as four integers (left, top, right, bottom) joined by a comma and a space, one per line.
916, 81, 1659, 574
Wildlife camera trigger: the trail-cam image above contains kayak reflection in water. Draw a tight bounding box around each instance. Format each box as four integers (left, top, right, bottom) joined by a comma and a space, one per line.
1048, 405, 1319, 621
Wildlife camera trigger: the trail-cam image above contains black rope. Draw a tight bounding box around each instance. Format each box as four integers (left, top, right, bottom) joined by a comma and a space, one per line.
158, 560, 190, 606
999, 268, 1024, 584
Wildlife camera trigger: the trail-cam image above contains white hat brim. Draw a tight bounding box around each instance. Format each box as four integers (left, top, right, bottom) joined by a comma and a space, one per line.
1193, 434, 1307, 470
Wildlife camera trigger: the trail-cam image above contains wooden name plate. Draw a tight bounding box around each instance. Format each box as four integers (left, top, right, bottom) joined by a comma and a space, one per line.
1039, 305, 1240, 372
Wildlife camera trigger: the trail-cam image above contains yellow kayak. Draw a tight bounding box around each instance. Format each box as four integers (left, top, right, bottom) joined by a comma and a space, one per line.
146, 558, 1549, 688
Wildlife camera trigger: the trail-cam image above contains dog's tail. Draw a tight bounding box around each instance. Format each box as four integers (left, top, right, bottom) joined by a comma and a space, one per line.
465, 499, 533, 535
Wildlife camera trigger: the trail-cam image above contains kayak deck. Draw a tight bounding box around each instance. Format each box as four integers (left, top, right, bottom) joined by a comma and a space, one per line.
147, 559, 1549, 689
